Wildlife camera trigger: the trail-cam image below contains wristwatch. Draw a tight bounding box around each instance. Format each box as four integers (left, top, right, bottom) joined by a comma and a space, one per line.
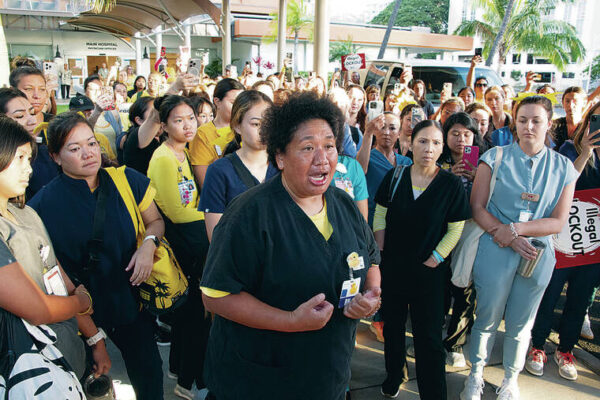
86, 328, 106, 347
144, 235, 160, 248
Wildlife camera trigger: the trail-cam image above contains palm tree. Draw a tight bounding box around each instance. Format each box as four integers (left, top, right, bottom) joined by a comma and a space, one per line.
454, 0, 585, 71
263, 0, 313, 72
329, 36, 360, 62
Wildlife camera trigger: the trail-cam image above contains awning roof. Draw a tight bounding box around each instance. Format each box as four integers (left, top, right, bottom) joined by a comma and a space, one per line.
66, 0, 222, 38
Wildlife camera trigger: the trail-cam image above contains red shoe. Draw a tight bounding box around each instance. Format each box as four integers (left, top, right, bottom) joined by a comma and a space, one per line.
370, 321, 384, 342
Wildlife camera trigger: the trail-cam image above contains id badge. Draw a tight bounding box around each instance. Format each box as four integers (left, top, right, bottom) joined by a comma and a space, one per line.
178, 179, 196, 206
519, 210, 533, 222
346, 252, 365, 271
335, 178, 355, 199
43, 265, 68, 296
214, 144, 222, 156
338, 277, 361, 308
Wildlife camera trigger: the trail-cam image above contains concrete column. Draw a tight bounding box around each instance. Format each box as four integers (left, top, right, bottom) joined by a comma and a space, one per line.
222, 0, 232, 75
155, 25, 163, 65
184, 24, 192, 49
135, 32, 142, 75
313, 0, 329, 78
277, 0, 287, 70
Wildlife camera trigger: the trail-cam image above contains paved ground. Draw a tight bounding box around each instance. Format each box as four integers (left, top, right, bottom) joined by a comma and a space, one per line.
105, 316, 600, 400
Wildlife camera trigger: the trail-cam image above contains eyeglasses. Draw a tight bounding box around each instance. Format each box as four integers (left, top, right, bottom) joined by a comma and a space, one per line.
475, 83, 488, 88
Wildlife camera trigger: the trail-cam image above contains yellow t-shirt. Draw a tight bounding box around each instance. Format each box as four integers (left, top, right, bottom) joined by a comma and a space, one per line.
200, 199, 333, 299
94, 132, 117, 161
128, 90, 153, 103
94, 111, 119, 155
147, 143, 204, 224
189, 122, 234, 166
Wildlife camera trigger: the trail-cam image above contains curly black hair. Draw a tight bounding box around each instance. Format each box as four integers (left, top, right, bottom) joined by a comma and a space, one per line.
260, 92, 345, 168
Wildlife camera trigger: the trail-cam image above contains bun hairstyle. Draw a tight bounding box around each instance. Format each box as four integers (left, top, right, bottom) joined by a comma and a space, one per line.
153, 95, 196, 124
224, 90, 273, 155
10, 56, 37, 70
9, 66, 45, 89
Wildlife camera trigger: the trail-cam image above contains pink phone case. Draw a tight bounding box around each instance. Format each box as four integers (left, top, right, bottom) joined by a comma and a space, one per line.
463, 146, 479, 171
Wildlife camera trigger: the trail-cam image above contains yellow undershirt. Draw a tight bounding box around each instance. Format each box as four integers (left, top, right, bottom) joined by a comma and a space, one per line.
201, 199, 333, 299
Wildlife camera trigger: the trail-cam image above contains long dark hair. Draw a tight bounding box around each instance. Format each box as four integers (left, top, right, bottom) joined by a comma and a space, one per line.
0, 116, 37, 207
0, 88, 29, 113
441, 112, 482, 164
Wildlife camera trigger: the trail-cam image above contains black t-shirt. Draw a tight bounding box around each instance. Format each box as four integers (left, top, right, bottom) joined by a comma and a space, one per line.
201, 174, 380, 400
123, 126, 162, 175
374, 166, 471, 295
552, 117, 570, 152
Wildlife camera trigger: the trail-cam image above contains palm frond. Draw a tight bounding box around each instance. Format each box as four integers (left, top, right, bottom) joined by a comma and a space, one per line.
83, 0, 116, 13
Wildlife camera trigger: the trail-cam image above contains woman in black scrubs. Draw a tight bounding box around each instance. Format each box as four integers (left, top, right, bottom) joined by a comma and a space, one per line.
374, 120, 470, 399
200, 92, 382, 400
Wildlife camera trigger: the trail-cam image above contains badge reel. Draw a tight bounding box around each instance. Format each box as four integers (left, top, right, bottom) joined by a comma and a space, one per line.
519, 192, 539, 223
339, 252, 365, 308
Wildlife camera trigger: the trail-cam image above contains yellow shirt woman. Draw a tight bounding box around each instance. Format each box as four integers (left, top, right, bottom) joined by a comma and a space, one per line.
147, 143, 204, 223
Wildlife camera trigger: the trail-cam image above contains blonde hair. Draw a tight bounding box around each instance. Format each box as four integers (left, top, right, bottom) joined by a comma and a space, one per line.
465, 102, 492, 116
485, 85, 505, 100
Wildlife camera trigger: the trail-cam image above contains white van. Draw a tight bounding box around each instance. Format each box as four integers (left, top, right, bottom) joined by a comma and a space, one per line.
359, 59, 504, 104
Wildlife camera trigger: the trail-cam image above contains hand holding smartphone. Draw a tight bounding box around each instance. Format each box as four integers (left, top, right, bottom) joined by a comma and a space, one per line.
367, 101, 384, 122
590, 115, 600, 143
410, 108, 425, 129
462, 145, 479, 171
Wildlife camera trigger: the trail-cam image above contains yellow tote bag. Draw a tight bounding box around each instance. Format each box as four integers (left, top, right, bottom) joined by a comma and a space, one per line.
105, 167, 188, 314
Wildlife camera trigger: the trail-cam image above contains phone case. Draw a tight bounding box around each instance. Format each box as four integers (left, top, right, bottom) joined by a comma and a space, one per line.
590, 116, 600, 139
463, 146, 479, 171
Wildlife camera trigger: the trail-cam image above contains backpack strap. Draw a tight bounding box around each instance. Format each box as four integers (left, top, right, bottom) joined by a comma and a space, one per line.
387, 165, 406, 204
80, 169, 111, 285
225, 153, 259, 190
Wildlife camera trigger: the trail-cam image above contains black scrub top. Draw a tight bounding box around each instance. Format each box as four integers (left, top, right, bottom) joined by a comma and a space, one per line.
28, 168, 152, 328
200, 174, 380, 400
27, 132, 60, 200
374, 166, 470, 296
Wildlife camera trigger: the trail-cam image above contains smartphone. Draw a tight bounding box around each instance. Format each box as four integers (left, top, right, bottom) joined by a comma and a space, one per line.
533, 73, 542, 82
101, 86, 115, 110
443, 82, 453, 96
463, 145, 480, 171
245, 61, 251, 66
285, 65, 293, 83
411, 107, 425, 129
590, 115, 600, 141
309, 71, 316, 79
367, 100, 384, 122
474, 48, 482, 57
43, 61, 57, 76
334, 67, 340, 73
230, 65, 238, 78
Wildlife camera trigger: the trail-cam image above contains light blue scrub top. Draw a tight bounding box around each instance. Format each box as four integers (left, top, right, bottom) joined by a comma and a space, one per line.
478, 142, 578, 270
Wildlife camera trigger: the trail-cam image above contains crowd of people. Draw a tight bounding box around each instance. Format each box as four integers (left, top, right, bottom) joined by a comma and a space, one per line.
0, 51, 598, 400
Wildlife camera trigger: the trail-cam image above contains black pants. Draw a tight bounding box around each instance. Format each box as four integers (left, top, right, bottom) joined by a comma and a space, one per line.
531, 263, 600, 352
164, 218, 211, 390
443, 281, 476, 353
61, 84, 70, 99
383, 288, 447, 400
106, 311, 163, 400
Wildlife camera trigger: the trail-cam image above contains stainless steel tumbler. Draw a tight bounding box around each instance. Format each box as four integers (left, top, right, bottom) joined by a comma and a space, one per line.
517, 238, 546, 278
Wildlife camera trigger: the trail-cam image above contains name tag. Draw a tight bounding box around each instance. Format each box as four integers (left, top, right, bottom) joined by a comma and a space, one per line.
519, 210, 533, 222
338, 277, 361, 308
43, 265, 68, 296
178, 179, 196, 206
521, 192, 540, 202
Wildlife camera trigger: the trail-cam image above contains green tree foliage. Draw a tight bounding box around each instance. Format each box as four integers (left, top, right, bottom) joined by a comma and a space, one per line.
329, 36, 360, 62
584, 55, 600, 82
370, 0, 450, 34
454, 0, 585, 71
263, 0, 313, 71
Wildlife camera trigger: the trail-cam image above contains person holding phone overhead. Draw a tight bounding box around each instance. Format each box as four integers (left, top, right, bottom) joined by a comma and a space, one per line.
525, 102, 600, 382
374, 120, 470, 399
189, 78, 245, 187
461, 96, 577, 400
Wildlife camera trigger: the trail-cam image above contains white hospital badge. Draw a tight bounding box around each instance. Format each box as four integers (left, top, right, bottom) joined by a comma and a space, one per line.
178, 179, 197, 206
338, 277, 361, 308
346, 252, 365, 271
43, 265, 68, 296
335, 178, 355, 199
519, 210, 533, 222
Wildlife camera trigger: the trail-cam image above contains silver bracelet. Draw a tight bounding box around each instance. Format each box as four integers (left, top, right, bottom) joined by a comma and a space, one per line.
509, 222, 519, 239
